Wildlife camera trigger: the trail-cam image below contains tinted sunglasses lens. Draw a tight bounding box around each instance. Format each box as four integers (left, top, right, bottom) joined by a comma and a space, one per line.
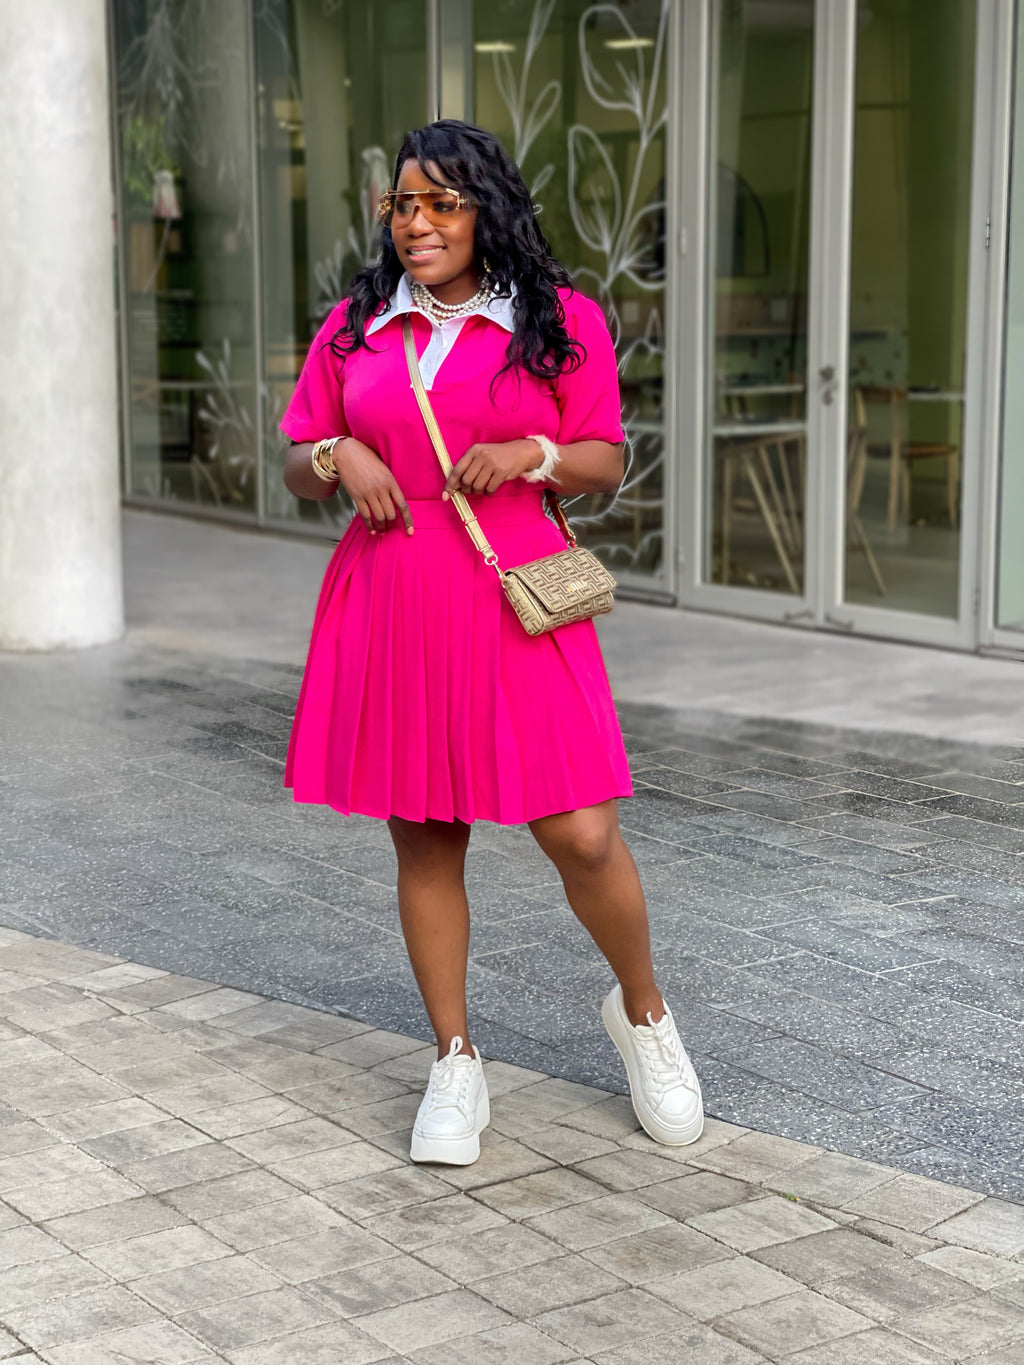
384, 191, 465, 223
430, 192, 462, 215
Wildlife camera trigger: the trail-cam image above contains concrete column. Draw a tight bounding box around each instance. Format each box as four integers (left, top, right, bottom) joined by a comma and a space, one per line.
0, 0, 123, 650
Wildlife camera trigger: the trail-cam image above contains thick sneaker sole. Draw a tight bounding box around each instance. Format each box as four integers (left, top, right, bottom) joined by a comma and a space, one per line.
409, 1089, 490, 1165
602, 989, 704, 1147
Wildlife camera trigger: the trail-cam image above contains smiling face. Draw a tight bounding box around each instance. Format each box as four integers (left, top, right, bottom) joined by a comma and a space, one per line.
389, 159, 480, 305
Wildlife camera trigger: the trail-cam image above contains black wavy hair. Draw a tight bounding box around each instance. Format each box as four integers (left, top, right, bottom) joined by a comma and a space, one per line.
329, 120, 583, 383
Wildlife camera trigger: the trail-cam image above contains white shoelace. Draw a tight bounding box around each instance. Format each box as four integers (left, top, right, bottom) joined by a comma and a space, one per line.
634, 1011, 695, 1102
424, 1036, 476, 1117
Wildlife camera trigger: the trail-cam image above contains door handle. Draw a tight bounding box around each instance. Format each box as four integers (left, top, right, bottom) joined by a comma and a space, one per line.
819, 365, 837, 406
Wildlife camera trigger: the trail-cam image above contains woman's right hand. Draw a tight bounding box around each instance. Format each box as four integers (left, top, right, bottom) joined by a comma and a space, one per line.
333, 438, 414, 536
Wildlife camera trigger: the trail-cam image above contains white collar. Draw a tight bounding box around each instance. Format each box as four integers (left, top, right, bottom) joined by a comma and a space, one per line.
365, 273, 516, 335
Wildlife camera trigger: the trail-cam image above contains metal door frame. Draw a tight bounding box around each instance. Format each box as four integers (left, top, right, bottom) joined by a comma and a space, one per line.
976, 0, 1024, 656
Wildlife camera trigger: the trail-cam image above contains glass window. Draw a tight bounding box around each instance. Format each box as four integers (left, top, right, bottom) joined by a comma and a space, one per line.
112, 1, 258, 513
463, 0, 669, 579
255, 0, 427, 530
998, 12, 1024, 633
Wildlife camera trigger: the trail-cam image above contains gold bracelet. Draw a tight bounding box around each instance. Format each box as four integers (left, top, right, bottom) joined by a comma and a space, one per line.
311, 437, 342, 483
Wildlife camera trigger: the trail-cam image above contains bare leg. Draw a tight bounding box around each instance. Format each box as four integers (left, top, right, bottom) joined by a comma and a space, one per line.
388, 816, 474, 1058
529, 800, 664, 1026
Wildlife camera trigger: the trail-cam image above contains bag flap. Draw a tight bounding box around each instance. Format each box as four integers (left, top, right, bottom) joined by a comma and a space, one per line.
505, 549, 616, 612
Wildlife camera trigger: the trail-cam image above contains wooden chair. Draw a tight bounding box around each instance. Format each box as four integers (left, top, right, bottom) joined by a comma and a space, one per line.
715, 381, 804, 592
901, 440, 960, 530
858, 385, 960, 530
714, 388, 884, 597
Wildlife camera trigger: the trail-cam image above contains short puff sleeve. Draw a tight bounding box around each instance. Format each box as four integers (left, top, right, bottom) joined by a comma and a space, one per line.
279, 301, 350, 443
552, 290, 625, 445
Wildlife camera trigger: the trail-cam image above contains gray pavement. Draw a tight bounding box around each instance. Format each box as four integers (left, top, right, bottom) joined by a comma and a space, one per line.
125, 510, 1024, 743
2, 508, 1024, 1212
3, 928, 1024, 1364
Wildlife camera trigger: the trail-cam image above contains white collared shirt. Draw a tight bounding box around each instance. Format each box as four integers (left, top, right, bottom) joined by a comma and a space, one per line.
365, 274, 516, 391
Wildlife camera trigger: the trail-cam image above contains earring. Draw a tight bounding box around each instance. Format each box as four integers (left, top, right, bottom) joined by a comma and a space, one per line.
482, 256, 493, 274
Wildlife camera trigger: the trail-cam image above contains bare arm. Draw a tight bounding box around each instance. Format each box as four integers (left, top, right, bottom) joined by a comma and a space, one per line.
284, 442, 339, 501
442, 438, 624, 500
543, 440, 624, 496
284, 438, 414, 534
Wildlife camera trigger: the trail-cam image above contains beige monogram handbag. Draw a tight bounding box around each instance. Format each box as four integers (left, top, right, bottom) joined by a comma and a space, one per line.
403, 317, 616, 637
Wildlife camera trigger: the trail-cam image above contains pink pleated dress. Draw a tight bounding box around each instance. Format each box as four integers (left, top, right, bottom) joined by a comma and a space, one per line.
280, 282, 634, 825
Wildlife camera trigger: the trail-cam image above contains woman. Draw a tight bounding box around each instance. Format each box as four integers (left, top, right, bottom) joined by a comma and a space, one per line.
282, 120, 702, 1166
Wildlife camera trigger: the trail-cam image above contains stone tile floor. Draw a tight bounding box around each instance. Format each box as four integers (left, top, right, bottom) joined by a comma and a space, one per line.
2, 928, 1024, 1364
1, 641, 1023, 1208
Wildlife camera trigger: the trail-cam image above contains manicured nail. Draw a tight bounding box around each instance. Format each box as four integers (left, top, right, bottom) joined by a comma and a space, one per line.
441, 491, 449, 501
407, 527, 414, 535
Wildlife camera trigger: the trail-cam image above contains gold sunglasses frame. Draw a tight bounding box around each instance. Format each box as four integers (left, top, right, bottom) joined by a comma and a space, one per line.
376, 187, 471, 226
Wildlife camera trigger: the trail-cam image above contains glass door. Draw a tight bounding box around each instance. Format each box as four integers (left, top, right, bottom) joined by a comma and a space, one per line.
836, 0, 979, 639
706, 0, 815, 603
683, 0, 990, 648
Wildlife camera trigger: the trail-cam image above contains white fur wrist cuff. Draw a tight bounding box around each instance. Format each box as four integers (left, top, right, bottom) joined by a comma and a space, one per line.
522, 434, 561, 484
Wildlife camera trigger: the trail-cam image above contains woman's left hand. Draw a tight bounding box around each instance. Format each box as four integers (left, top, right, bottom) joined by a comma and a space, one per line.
442, 439, 542, 498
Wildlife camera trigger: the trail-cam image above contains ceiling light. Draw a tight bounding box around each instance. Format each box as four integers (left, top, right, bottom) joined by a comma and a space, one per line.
604, 37, 654, 49
474, 41, 515, 53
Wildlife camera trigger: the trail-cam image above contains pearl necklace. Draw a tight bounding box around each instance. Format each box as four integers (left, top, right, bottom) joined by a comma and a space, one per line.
410, 278, 491, 324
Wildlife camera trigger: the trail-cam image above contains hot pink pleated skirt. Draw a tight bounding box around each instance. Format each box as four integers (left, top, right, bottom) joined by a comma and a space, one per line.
285, 486, 633, 824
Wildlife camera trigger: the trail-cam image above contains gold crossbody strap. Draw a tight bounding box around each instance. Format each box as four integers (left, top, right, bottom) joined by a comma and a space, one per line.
401, 316, 576, 567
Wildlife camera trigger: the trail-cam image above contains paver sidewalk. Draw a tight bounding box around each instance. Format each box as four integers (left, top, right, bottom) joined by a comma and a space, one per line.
4, 635, 1024, 1203
2, 928, 1024, 1364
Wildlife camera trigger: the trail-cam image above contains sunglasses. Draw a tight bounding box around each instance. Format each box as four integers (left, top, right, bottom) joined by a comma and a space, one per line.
377, 187, 472, 227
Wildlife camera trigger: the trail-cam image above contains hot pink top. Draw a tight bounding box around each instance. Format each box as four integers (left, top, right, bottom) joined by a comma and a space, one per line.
280, 286, 625, 492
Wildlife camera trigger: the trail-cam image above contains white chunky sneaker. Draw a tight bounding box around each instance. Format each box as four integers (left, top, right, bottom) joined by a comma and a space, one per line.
602, 985, 704, 1146
410, 1036, 489, 1165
